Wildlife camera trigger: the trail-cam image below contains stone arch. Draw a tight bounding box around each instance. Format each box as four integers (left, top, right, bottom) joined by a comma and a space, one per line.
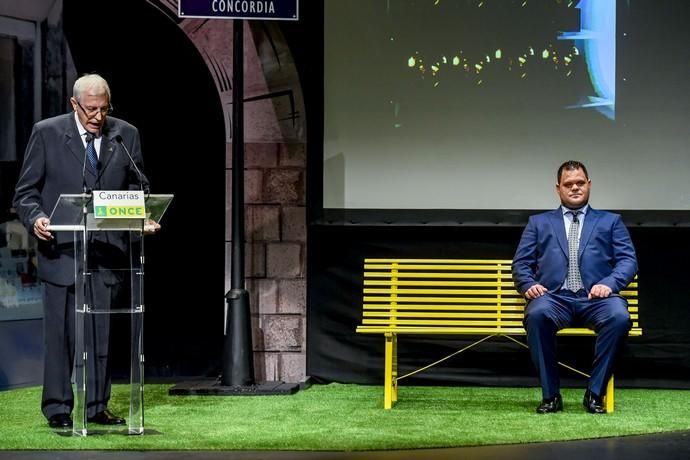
148, 1, 307, 382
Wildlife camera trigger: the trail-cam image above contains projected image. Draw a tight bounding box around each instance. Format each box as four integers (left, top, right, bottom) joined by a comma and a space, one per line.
561, 0, 617, 119
324, 0, 689, 210
402, 0, 615, 119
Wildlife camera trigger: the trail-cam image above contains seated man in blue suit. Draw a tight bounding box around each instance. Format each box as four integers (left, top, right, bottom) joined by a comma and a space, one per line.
512, 160, 637, 414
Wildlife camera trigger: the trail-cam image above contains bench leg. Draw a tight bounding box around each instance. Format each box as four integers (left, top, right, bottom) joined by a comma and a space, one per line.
384, 333, 397, 409
392, 334, 398, 403
604, 375, 615, 413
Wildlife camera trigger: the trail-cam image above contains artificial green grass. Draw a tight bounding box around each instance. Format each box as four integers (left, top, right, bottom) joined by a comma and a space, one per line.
1, 383, 689, 450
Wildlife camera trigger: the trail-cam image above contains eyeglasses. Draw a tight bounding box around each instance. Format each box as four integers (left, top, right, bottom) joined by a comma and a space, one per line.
76, 99, 113, 119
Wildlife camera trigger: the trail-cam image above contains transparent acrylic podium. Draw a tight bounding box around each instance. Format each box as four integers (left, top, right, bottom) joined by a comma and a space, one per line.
47, 193, 172, 436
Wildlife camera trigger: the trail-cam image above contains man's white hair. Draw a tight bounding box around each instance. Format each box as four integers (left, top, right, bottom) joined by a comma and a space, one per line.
73, 73, 111, 102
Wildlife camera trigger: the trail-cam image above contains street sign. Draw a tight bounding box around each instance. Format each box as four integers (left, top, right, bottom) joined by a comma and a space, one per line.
178, 0, 298, 21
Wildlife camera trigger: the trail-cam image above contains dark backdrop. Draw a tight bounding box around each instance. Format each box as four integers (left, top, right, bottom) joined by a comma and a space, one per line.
308, 225, 690, 388
63, 1, 226, 378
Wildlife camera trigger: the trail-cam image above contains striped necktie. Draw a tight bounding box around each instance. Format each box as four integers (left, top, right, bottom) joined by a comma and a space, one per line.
566, 211, 583, 292
86, 135, 98, 172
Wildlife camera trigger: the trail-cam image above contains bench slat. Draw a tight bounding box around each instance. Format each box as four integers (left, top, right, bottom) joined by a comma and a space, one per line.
364, 285, 518, 293
364, 295, 525, 302
365, 280, 516, 286
365, 264, 512, 271
365, 272, 514, 279
363, 319, 525, 326
365, 298, 525, 305
356, 325, 643, 336
365, 258, 514, 263
363, 304, 526, 311
363, 311, 525, 319
361, 319, 639, 328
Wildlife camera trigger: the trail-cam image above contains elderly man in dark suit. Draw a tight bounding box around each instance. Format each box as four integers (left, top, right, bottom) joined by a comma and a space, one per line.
13, 73, 159, 428
512, 160, 637, 414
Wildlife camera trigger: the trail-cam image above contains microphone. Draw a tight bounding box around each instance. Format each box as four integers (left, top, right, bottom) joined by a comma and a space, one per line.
114, 135, 149, 194
82, 133, 93, 194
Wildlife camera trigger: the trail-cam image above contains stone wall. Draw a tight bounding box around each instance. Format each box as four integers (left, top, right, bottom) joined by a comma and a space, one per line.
169, 6, 307, 382
233, 142, 306, 382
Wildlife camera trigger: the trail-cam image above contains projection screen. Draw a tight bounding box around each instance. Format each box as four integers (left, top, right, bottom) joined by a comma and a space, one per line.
323, 0, 689, 210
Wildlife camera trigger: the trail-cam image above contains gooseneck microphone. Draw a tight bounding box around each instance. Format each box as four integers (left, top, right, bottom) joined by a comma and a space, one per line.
114, 135, 149, 194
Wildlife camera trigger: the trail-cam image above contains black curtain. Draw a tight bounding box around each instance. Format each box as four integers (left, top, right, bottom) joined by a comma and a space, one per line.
64, 1, 226, 377
308, 224, 690, 389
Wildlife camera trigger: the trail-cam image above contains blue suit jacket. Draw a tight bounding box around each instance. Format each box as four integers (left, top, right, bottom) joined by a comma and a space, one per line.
512, 207, 638, 296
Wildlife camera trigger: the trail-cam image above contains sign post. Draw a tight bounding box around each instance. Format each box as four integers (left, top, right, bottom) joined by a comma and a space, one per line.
170, 0, 300, 397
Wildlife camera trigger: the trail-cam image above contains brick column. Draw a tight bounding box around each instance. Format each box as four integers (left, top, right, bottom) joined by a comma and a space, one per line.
227, 143, 306, 382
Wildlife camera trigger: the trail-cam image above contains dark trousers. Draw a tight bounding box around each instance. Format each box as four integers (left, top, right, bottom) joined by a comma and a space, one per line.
41, 277, 116, 420
524, 289, 632, 399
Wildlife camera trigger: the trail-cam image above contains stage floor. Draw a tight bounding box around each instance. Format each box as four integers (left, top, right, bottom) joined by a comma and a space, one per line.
2, 429, 690, 460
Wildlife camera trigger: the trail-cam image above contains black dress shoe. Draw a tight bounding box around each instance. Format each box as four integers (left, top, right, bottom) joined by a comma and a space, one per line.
536, 394, 563, 414
88, 409, 126, 425
48, 413, 73, 428
583, 389, 606, 414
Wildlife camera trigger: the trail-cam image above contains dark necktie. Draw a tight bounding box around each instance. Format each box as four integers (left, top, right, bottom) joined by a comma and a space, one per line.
566, 211, 583, 292
86, 136, 98, 172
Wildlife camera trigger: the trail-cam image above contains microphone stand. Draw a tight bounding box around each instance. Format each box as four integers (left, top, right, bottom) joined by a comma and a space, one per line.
115, 135, 150, 195
81, 134, 94, 317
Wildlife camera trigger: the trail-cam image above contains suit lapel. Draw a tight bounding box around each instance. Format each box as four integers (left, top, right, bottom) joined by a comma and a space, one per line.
579, 207, 599, 256
548, 208, 568, 257
64, 113, 100, 181
64, 114, 86, 167
99, 136, 116, 175
99, 120, 119, 176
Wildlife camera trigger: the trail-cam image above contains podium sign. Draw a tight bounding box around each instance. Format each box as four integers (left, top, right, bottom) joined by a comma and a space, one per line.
93, 190, 146, 219
178, 0, 298, 21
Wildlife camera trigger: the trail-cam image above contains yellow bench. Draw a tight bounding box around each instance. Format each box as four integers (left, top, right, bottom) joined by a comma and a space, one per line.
356, 258, 641, 411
